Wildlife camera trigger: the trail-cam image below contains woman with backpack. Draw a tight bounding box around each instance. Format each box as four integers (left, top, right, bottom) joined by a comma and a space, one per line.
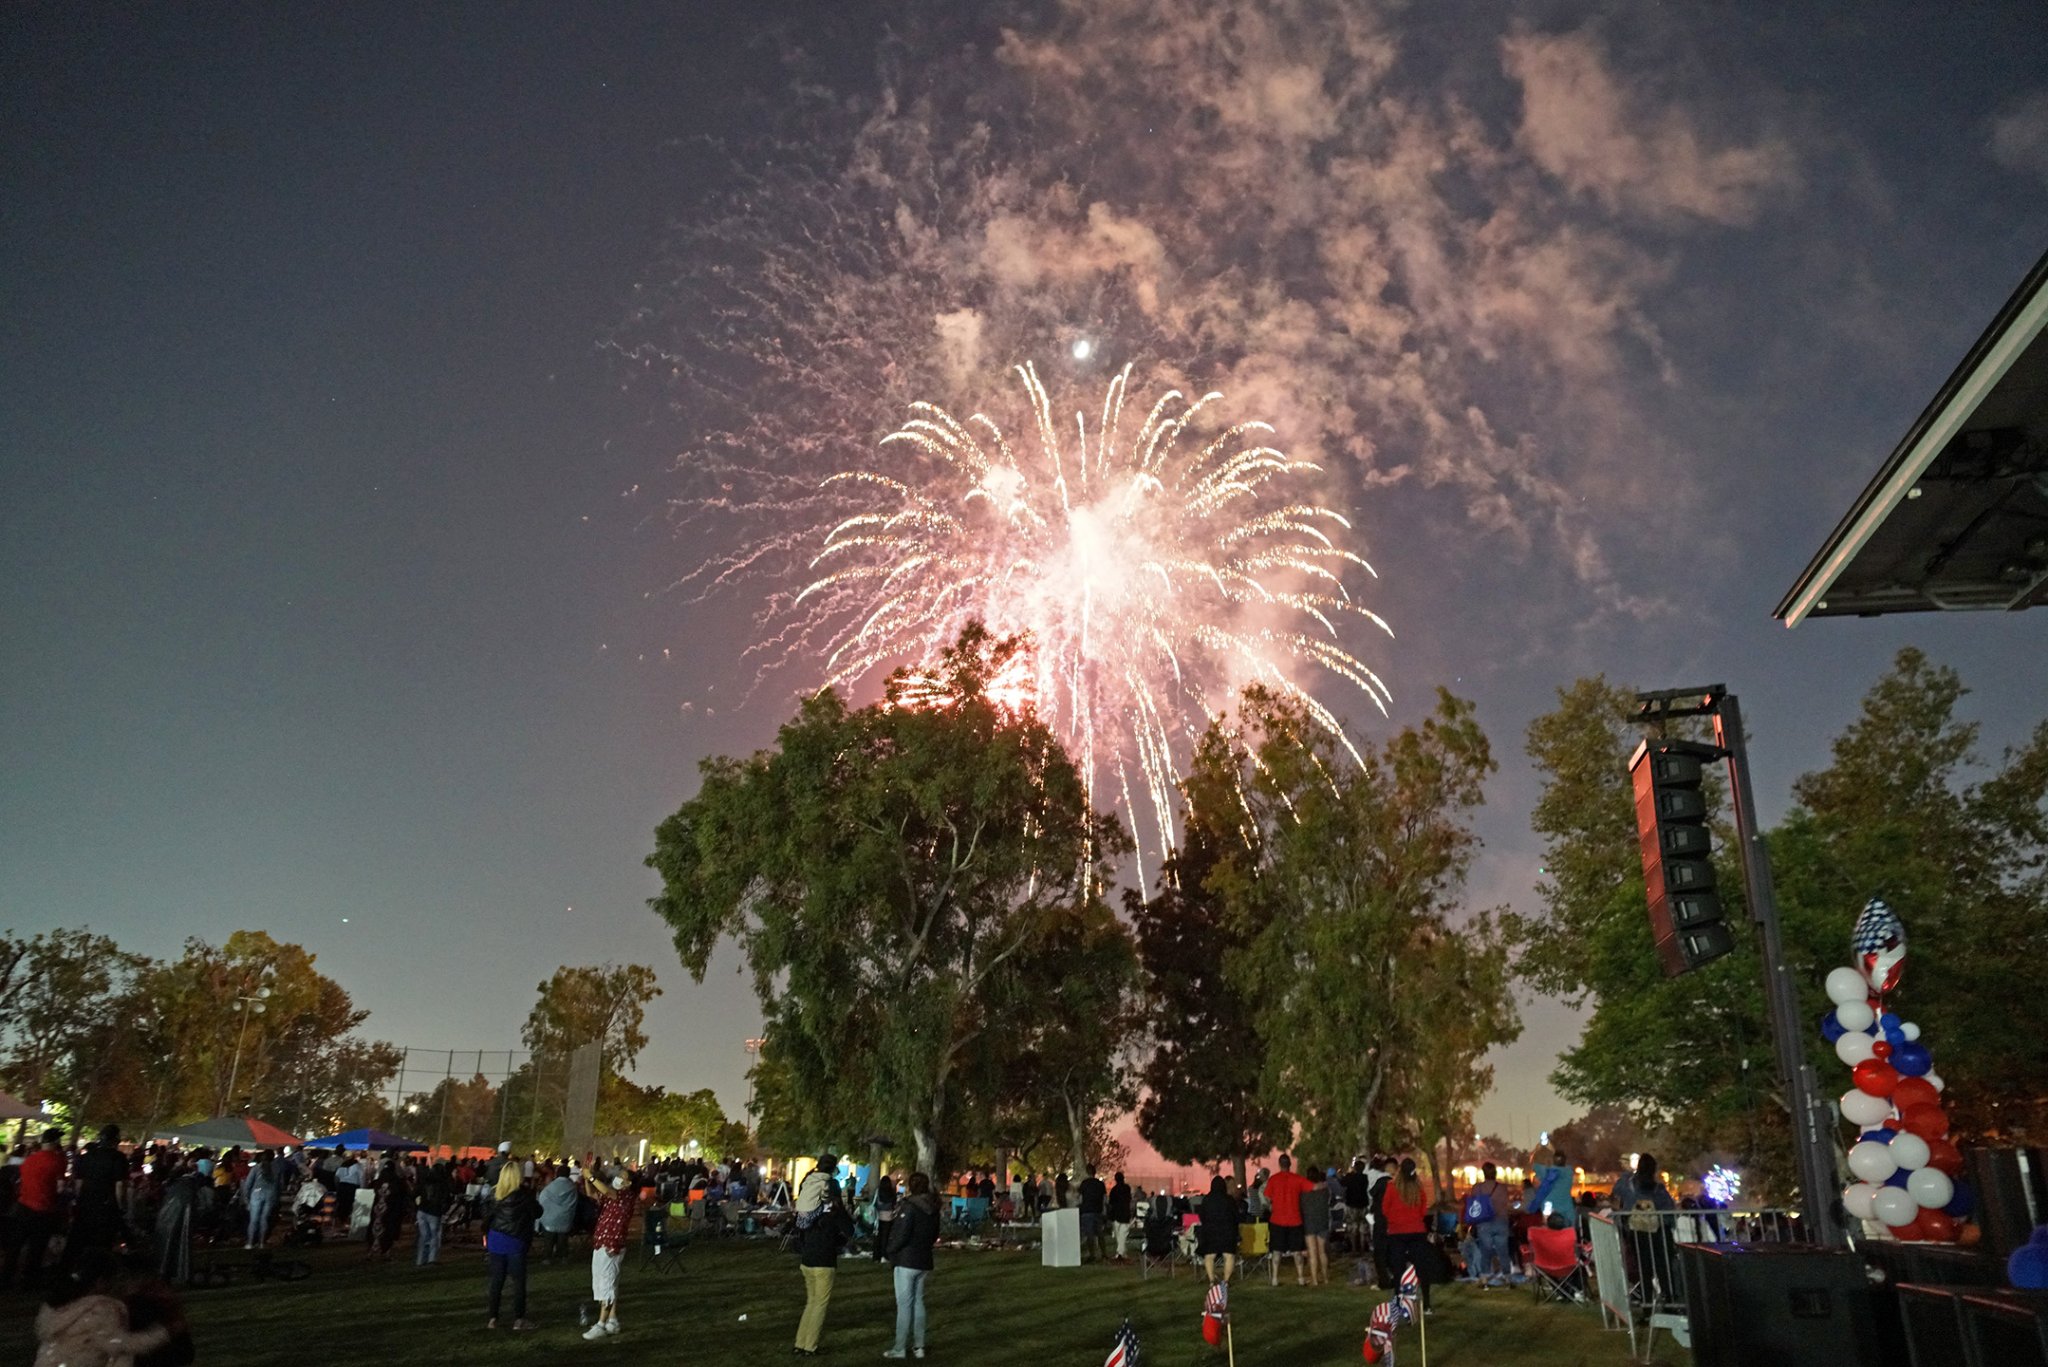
1460, 1162, 1513, 1288
881, 1172, 938, 1360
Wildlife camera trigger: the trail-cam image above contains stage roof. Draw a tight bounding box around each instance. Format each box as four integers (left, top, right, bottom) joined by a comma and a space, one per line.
1776, 248, 2048, 625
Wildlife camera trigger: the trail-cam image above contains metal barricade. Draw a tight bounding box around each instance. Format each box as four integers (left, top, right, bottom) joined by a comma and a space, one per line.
1589, 1207, 1809, 1362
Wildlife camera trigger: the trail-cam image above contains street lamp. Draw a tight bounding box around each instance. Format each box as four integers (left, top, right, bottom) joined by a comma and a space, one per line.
223, 964, 277, 1114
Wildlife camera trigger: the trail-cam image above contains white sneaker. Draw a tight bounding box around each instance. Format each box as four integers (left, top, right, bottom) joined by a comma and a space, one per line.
604, 1320, 620, 1335
583, 1324, 608, 1341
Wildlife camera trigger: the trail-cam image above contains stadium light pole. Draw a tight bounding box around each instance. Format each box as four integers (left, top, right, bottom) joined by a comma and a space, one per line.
1635, 686, 1843, 1247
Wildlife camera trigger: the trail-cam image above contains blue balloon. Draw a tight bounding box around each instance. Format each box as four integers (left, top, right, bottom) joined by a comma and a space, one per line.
1885, 1169, 1912, 1189
1881, 1012, 1902, 1031
1944, 1182, 1974, 1219
1821, 1011, 1846, 1043
1859, 1129, 1896, 1144
1893, 1042, 1933, 1077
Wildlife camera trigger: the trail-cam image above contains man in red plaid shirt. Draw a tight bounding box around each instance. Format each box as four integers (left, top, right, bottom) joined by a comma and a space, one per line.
582, 1167, 646, 1340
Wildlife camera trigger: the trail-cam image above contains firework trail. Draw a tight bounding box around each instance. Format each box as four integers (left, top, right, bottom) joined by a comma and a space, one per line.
796, 361, 1392, 882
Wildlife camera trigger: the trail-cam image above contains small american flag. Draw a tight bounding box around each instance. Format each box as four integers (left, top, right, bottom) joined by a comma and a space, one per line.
1399, 1260, 1421, 1303
1105, 1317, 1142, 1367
1205, 1280, 1229, 1320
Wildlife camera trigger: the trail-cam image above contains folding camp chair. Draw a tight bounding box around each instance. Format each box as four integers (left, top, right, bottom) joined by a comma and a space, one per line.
1139, 1215, 1178, 1280
1527, 1225, 1587, 1305
640, 1206, 682, 1273
1237, 1221, 1273, 1285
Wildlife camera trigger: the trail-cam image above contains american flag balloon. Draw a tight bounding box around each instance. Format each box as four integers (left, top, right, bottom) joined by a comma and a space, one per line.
1851, 897, 1907, 995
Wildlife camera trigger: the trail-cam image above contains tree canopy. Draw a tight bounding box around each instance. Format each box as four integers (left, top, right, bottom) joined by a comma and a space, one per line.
647, 625, 1125, 1174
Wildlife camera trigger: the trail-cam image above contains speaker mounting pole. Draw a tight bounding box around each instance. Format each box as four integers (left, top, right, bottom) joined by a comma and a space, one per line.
1636, 685, 1843, 1248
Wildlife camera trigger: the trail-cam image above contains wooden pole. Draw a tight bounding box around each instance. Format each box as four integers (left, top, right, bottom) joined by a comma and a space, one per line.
1225, 1318, 1235, 1367
1417, 1289, 1427, 1367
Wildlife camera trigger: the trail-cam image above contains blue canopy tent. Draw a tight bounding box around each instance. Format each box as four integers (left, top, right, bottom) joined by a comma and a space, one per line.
300, 1127, 429, 1152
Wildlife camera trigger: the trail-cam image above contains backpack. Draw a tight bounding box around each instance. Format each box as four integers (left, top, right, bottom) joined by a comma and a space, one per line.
1462, 1186, 1495, 1225
1627, 1198, 1662, 1234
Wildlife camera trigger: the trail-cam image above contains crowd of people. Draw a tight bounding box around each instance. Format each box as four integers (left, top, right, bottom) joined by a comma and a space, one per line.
1, 1117, 1704, 1360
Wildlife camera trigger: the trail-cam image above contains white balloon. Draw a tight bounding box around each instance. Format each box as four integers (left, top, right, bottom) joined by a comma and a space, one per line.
1901, 1022, 1921, 1042
1835, 1000, 1876, 1032
1836, 1030, 1878, 1067
1888, 1131, 1931, 1171
1925, 1072, 1944, 1093
1841, 1090, 1891, 1128
1872, 1185, 1920, 1228
1847, 1140, 1899, 1185
1907, 1167, 1954, 1209
1826, 967, 1870, 1006
1842, 1183, 1880, 1221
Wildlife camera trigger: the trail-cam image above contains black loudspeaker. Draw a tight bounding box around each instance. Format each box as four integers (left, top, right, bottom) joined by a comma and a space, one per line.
1965, 1148, 2047, 1266
1680, 1242, 1899, 1367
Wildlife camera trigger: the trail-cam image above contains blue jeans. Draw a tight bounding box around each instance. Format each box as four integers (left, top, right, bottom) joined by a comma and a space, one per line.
1473, 1223, 1509, 1281
415, 1212, 442, 1265
246, 1192, 275, 1246
892, 1266, 929, 1352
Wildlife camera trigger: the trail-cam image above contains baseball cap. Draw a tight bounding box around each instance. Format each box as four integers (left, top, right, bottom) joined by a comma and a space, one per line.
497, 1141, 512, 1153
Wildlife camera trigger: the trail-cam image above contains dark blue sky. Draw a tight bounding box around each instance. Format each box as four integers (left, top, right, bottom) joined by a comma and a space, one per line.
4, 2, 2044, 1147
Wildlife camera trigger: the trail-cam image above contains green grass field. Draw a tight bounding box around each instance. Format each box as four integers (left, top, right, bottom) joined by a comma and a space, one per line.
0, 1238, 1690, 1366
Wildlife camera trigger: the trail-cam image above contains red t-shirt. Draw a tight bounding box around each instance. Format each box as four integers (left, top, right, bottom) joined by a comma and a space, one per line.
17, 1148, 64, 1213
1379, 1180, 1427, 1236
593, 1193, 635, 1253
1265, 1170, 1312, 1227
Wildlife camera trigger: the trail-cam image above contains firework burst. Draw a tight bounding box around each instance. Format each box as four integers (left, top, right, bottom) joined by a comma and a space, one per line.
796, 362, 1392, 881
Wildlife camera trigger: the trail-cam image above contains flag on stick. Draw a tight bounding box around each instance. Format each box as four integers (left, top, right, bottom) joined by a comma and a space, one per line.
1105, 1316, 1142, 1367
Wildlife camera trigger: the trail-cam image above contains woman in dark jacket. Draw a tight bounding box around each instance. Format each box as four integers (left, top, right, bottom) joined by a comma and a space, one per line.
484, 1165, 539, 1331
793, 1182, 853, 1357
883, 1172, 939, 1359
1197, 1176, 1241, 1283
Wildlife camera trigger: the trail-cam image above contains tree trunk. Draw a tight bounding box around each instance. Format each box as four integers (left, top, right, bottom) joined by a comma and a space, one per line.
1063, 1091, 1088, 1177
913, 1123, 938, 1179
1231, 1153, 1247, 1188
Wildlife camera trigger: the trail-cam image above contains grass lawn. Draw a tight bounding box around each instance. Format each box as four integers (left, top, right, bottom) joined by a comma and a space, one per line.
0, 1239, 1691, 1366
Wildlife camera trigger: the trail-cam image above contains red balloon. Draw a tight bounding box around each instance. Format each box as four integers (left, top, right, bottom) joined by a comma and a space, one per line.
1854, 1058, 1900, 1095
1917, 1210, 1959, 1243
1901, 1104, 1950, 1141
1926, 1138, 1965, 1177
1204, 1316, 1223, 1348
1872, 1040, 1893, 1059
1895, 1213, 1926, 1242
1893, 1077, 1939, 1111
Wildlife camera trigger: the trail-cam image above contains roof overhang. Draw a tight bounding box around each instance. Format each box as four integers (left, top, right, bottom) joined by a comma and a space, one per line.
1776, 248, 2048, 625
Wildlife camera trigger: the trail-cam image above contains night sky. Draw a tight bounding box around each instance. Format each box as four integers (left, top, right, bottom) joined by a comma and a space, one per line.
5, 2, 2045, 1154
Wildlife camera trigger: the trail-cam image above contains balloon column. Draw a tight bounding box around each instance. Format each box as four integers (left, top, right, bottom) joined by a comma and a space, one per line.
1822, 899, 1973, 1243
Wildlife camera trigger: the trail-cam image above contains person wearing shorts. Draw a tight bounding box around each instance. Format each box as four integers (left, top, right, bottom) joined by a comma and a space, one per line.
583, 1170, 640, 1341
1264, 1154, 1313, 1285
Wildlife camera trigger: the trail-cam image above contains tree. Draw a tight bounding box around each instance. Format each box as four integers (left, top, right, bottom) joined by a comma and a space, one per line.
1513, 652, 2048, 1185
1131, 830, 1290, 1185
125, 931, 401, 1135
0, 929, 142, 1117
1773, 648, 2048, 1142
522, 964, 663, 1075
647, 625, 1124, 1174
1548, 1104, 1645, 1176
1193, 686, 1520, 1157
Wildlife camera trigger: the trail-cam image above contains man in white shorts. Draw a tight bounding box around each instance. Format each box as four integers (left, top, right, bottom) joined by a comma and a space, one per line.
583, 1170, 640, 1340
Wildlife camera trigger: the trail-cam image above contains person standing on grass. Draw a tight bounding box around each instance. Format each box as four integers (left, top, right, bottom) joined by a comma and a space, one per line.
1265, 1154, 1313, 1285
414, 1160, 451, 1266
582, 1169, 640, 1341
1299, 1166, 1333, 1286
4, 1129, 67, 1289
368, 1158, 407, 1261
67, 1126, 129, 1267
792, 1180, 853, 1357
484, 1160, 538, 1332
538, 1165, 578, 1262
871, 1170, 900, 1265
1462, 1162, 1513, 1288
1196, 1175, 1241, 1284
333, 1151, 363, 1233
1077, 1164, 1107, 1262
240, 1151, 278, 1250
1527, 1143, 1575, 1221
1107, 1171, 1134, 1262
882, 1171, 938, 1360
1379, 1157, 1433, 1313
